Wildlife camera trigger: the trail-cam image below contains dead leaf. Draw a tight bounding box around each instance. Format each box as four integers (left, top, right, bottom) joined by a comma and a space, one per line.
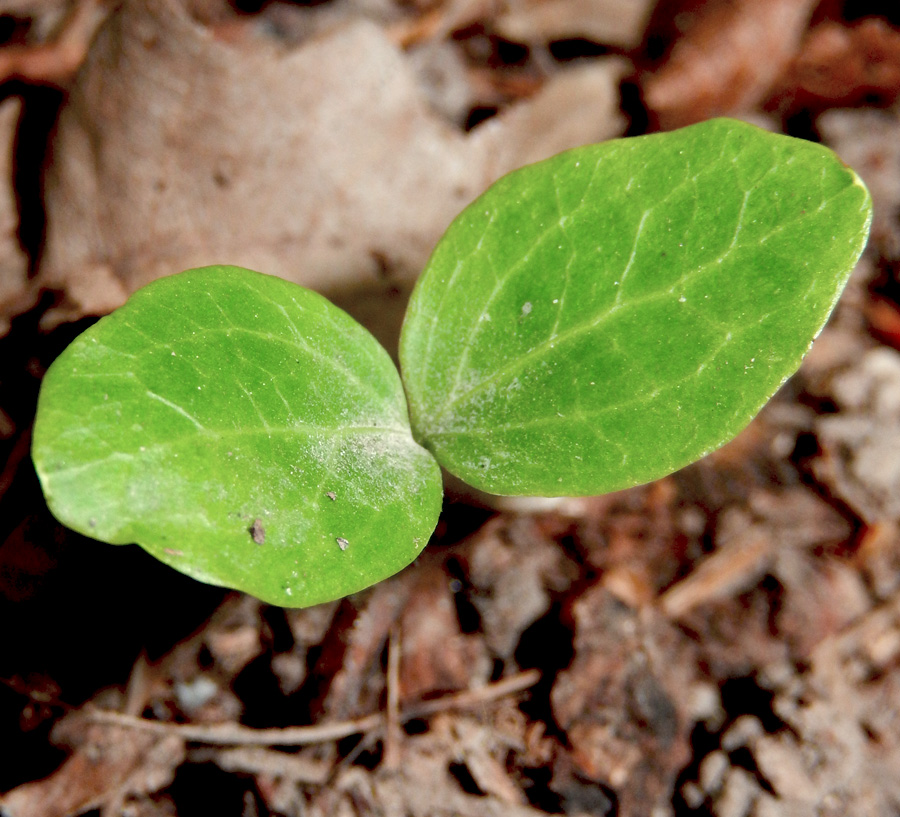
465, 515, 576, 660
319, 570, 417, 721
641, 0, 817, 129
767, 19, 900, 118
304, 712, 544, 817
399, 564, 491, 702
0, 721, 184, 817
551, 584, 696, 816
36, 0, 625, 331
495, 0, 655, 50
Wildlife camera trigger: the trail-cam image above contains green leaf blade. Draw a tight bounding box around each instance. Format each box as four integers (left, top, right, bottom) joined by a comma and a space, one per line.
400, 118, 873, 496
33, 266, 443, 606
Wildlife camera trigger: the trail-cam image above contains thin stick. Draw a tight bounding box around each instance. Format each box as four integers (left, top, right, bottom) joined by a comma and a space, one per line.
84, 669, 540, 747
383, 625, 402, 768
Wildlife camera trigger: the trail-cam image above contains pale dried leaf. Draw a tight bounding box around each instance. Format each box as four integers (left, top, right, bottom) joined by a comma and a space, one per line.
496, 0, 654, 50
0, 724, 184, 817
321, 570, 416, 720
641, 0, 817, 128
471, 57, 627, 176
37, 0, 625, 329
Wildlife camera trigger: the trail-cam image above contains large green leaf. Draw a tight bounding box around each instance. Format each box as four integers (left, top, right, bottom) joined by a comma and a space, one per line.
400, 118, 872, 496
33, 266, 443, 606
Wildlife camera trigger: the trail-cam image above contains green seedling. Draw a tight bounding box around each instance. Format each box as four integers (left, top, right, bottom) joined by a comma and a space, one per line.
32, 119, 872, 607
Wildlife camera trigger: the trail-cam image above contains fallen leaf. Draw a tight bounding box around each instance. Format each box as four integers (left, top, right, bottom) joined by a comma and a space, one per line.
36, 0, 625, 331
465, 515, 575, 660
0, 721, 184, 817
551, 584, 696, 815
399, 564, 491, 702
767, 19, 900, 118
640, 0, 817, 129
495, 0, 655, 50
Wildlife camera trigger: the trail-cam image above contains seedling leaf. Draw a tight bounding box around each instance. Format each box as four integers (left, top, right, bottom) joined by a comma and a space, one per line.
32, 266, 443, 606
400, 118, 872, 496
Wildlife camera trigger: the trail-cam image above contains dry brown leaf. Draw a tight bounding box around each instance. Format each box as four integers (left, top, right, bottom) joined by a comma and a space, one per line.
659, 524, 771, 620
465, 515, 575, 659
471, 57, 628, 174
551, 584, 697, 816
304, 712, 544, 817
495, 0, 655, 50
641, 0, 817, 129
36, 0, 625, 330
399, 565, 491, 702
0, 722, 184, 817
767, 19, 900, 118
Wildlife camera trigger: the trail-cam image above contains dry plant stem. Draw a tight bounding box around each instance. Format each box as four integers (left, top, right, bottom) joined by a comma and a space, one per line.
383, 625, 402, 768
84, 669, 540, 747
657, 531, 772, 619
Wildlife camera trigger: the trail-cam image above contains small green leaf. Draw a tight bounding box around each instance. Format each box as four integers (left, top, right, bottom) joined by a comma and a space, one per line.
33, 266, 443, 606
400, 118, 872, 496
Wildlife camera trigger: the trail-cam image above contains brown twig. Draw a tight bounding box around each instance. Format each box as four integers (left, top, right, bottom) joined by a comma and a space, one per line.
84, 669, 541, 747
383, 624, 402, 768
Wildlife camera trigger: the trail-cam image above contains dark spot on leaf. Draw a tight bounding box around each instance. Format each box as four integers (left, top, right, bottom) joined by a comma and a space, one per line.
249, 519, 265, 545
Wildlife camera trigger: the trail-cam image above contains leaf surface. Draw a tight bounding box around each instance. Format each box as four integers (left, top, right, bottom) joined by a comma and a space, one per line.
400, 118, 872, 496
33, 266, 443, 606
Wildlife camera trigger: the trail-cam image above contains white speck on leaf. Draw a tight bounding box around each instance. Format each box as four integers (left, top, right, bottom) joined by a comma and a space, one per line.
336, 537, 349, 551
521, 302, 532, 316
